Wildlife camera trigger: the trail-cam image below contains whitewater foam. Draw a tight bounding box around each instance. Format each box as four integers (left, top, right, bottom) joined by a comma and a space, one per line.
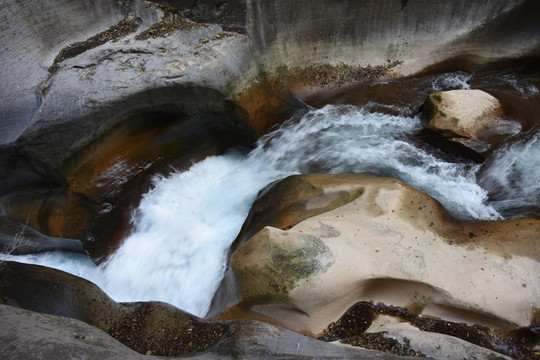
3, 103, 509, 317
431, 71, 471, 92
478, 128, 540, 217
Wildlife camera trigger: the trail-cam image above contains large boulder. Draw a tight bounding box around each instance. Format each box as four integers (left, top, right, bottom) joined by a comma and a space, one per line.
224, 174, 540, 336
423, 89, 521, 156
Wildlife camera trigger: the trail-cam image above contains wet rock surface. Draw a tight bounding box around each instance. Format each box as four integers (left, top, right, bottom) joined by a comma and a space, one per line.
64, 110, 257, 260
0, 221, 85, 256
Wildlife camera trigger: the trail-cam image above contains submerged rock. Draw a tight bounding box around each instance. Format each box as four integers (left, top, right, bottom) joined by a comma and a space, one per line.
0, 204, 86, 256
0, 219, 85, 256
224, 174, 539, 337
423, 89, 521, 156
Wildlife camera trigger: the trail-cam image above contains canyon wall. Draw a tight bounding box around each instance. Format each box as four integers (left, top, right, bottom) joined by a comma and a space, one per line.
0, 0, 135, 144
245, 0, 540, 73
3, 0, 540, 145
1, 1, 539, 358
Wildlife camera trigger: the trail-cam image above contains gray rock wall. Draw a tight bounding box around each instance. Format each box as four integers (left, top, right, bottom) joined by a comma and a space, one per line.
246, 0, 540, 73
0, 0, 131, 145
2, 0, 540, 146
163, 0, 540, 72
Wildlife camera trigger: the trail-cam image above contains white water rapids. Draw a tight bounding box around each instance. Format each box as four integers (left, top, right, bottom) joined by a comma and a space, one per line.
4, 80, 538, 317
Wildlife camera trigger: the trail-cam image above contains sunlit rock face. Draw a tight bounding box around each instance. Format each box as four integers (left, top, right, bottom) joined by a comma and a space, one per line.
226, 174, 540, 335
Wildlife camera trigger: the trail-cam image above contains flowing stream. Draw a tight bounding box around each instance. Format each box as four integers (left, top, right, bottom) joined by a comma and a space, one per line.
3, 74, 539, 318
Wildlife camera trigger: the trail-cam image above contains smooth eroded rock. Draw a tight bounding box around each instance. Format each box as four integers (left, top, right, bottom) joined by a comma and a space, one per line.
224, 174, 540, 335
0, 261, 417, 359
0, 304, 149, 360
423, 89, 521, 155
0, 0, 132, 145
365, 317, 512, 360
0, 8, 259, 258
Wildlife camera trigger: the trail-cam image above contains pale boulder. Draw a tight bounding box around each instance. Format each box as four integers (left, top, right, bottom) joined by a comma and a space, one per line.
228, 174, 540, 335
424, 89, 521, 154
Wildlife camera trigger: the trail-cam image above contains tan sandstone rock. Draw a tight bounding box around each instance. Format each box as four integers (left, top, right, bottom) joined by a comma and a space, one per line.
424, 89, 521, 154
225, 174, 540, 336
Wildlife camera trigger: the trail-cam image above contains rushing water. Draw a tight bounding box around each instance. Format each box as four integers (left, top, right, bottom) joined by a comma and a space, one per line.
3, 73, 538, 318
478, 128, 540, 218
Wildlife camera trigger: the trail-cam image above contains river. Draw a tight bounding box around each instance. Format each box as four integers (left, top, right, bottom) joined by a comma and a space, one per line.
3, 70, 539, 318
